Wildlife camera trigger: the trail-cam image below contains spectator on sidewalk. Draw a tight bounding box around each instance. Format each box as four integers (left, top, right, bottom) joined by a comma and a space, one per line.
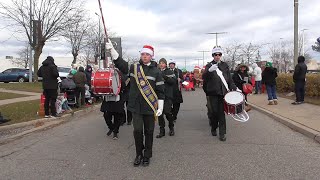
232, 64, 251, 103
252, 63, 262, 94
292, 56, 308, 105
37, 56, 60, 118
262, 62, 278, 105
85, 65, 93, 89
73, 66, 87, 108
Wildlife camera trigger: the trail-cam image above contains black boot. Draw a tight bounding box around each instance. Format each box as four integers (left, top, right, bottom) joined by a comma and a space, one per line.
211, 128, 217, 136
107, 129, 113, 136
134, 155, 143, 167
219, 134, 226, 141
169, 128, 175, 136
142, 157, 150, 167
156, 128, 165, 138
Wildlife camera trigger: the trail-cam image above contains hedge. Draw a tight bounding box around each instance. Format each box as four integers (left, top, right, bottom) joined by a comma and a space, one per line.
276, 73, 320, 97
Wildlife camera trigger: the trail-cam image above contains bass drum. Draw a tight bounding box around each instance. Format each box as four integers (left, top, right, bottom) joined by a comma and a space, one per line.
91, 68, 121, 96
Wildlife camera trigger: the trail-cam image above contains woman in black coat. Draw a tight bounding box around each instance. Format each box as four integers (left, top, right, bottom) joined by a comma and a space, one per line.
232, 64, 251, 102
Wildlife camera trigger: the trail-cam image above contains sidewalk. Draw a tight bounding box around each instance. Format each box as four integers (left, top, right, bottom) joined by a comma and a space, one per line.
249, 94, 320, 142
0, 89, 41, 106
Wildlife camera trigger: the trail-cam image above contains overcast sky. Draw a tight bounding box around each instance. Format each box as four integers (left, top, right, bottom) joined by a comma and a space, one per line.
0, 0, 320, 69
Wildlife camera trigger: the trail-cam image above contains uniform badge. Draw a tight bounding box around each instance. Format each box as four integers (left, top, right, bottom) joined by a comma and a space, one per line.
140, 80, 146, 86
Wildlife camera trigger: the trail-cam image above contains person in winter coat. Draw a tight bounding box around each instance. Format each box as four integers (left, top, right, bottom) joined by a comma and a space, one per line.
156, 58, 176, 138
252, 63, 262, 94
169, 61, 184, 122
202, 46, 237, 141
73, 66, 87, 107
292, 56, 308, 105
232, 64, 251, 102
128, 45, 165, 167
37, 56, 60, 118
262, 62, 278, 105
85, 65, 93, 89
100, 39, 128, 140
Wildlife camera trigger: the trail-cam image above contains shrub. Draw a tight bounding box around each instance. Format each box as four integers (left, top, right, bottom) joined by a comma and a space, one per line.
276, 73, 320, 97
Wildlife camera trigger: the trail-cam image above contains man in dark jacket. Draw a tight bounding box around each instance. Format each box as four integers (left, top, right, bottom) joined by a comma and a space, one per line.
202, 46, 237, 141
156, 58, 176, 138
100, 39, 128, 140
292, 56, 308, 105
262, 62, 278, 105
128, 45, 165, 167
232, 64, 251, 103
169, 61, 184, 121
37, 56, 60, 118
85, 65, 93, 89
73, 66, 87, 107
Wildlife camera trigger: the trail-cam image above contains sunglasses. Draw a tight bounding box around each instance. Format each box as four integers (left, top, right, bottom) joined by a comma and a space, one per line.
213, 53, 222, 57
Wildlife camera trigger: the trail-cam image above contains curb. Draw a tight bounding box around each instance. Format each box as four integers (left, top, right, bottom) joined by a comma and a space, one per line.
0, 104, 101, 145
249, 103, 320, 144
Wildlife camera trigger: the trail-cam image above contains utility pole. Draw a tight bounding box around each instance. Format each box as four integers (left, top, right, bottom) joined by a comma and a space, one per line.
95, 12, 101, 68
279, 38, 283, 72
195, 58, 202, 67
198, 50, 210, 67
301, 29, 308, 56
294, 0, 299, 66
185, 58, 187, 69
207, 32, 228, 46
29, 0, 33, 82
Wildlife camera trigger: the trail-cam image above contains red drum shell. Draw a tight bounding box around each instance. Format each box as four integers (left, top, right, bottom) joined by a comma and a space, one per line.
91, 69, 121, 95
224, 91, 245, 115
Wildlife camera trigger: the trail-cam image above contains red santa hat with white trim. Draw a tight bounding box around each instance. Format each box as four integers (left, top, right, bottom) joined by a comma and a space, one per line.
140, 45, 154, 59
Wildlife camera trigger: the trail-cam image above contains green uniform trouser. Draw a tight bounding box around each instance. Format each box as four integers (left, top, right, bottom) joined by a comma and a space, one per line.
133, 113, 155, 158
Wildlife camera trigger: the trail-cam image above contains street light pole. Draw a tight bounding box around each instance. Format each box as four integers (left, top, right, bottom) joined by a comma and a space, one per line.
294, 0, 299, 66
29, 0, 33, 82
198, 50, 210, 67
279, 38, 282, 72
301, 29, 308, 56
95, 12, 101, 68
206, 32, 228, 46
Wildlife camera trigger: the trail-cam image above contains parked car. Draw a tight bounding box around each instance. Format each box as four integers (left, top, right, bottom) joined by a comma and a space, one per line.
57, 67, 71, 79
38, 66, 71, 81
0, 68, 32, 83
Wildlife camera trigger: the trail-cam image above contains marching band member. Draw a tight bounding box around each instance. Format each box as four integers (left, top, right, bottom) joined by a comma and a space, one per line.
156, 58, 176, 138
128, 45, 165, 167
202, 46, 237, 141
100, 40, 128, 140
168, 61, 184, 122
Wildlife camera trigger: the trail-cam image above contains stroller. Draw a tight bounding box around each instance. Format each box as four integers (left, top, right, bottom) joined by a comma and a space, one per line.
60, 77, 77, 106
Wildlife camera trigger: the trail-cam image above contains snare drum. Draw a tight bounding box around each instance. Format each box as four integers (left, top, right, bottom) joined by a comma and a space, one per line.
224, 91, 249, 122
91, 68, 121, 95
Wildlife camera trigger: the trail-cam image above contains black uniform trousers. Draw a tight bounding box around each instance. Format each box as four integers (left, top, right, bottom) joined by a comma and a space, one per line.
295, 81, 305, 102
208, 95, 226, 135
158, 99, 174, 129
75, 87, 85, 107
132, 113, 155, 158
43, 89, 58, 116
171, 103, 180, 120
103, 111, 123, 134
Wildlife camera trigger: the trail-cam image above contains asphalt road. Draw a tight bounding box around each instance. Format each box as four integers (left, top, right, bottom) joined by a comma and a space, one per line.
0, 90, 319, 180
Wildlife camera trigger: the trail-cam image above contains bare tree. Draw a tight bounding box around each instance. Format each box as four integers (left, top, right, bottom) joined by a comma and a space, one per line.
62, 12, 92, 64
312, 41, 320, 53
10, 42, 30, 68
0, 0, 83, 80
241, 43, 261, 65
224, 42, 242, 71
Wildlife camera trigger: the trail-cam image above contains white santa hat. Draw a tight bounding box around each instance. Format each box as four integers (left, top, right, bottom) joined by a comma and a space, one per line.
140, 45, 154, 58
212, 46, 223, 55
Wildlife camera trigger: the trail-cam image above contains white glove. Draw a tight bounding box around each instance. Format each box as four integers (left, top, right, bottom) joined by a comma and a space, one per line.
105, 39, 119, 60
236, 88, 242, 92
156, 100, 164, 116
208, 64, 218, 72
182, 81, 189, 86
